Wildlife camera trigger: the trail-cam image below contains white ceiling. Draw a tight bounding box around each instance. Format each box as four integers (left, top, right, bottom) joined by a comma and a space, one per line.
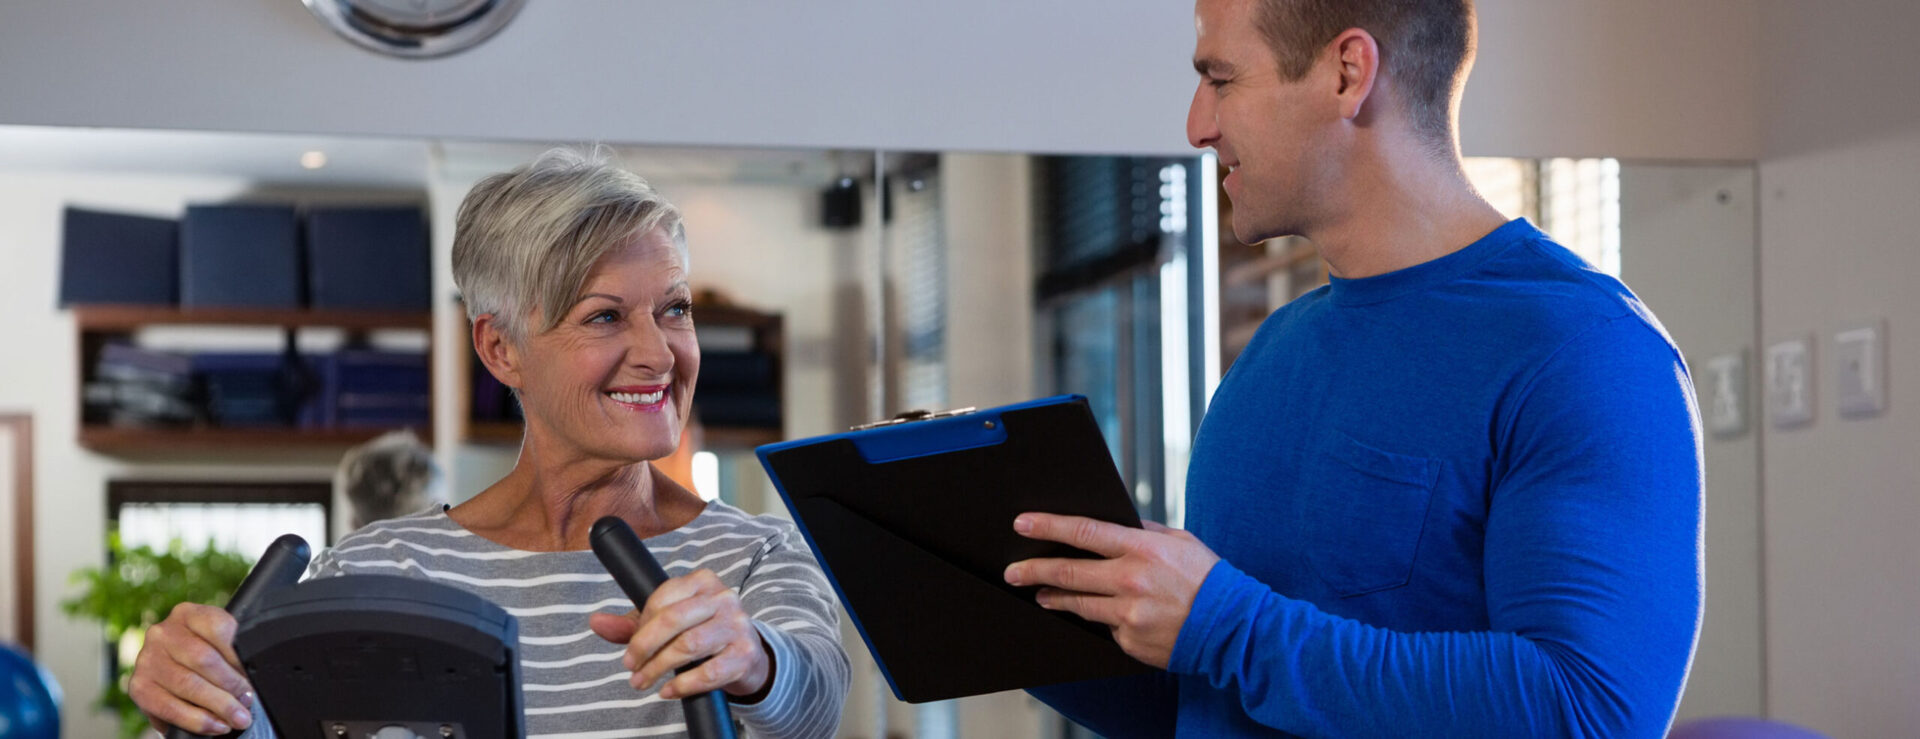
0, 125, 433, 187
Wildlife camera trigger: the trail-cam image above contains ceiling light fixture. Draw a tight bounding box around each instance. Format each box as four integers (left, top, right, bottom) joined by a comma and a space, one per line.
302, 0, 527, 60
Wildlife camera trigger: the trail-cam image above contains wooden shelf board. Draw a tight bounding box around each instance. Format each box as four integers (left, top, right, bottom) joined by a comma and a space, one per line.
465, 421, 525, 445
79, 425, 431, 452
74, 305, 432, 331
703, 426, 783, 450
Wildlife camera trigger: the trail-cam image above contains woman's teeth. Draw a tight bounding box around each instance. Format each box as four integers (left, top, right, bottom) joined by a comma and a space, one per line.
608, 390, 665, 404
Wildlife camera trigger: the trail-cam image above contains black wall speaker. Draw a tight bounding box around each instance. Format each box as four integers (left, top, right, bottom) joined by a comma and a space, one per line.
821, 177, 862, 229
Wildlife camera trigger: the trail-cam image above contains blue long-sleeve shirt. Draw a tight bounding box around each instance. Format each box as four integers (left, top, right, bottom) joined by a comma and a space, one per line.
1033, 219, 1703, 737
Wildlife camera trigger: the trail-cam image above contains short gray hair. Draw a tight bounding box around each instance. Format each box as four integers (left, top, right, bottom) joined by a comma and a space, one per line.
453, 147, 689, 342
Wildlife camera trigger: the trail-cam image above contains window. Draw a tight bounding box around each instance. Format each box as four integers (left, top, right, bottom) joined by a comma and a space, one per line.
102, 480, 331, 678
110, 480, 332, 556
1034, 155, 1209, 528
1466, 156, 1622, 276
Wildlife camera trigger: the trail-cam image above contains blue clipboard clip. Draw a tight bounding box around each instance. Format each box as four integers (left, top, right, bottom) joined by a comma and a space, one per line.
850, 406, 979, 431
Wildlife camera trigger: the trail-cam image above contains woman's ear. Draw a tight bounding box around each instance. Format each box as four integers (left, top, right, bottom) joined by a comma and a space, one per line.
471, 313, 524, 390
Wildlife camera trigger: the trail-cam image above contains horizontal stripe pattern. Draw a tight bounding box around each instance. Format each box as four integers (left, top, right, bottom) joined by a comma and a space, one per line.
237, 501, 846, 738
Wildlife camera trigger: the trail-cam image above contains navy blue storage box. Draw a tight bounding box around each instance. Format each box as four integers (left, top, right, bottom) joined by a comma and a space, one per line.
317, 350, 431, 428
695, 391, 782, 428
180, 204, 301, 308
305, 206, 430, 310
696, 351, 778, 392
192, 353, 319, 427
59, 207, 179, 306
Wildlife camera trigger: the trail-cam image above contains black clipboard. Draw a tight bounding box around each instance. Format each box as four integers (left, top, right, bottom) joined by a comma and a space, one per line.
756, 394, 1153, 703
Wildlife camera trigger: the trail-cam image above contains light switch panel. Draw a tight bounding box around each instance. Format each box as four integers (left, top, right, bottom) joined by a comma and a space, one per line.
1835, 320, 1887, 418
1703, 351, 1748, 438
1767, 338, 1814, 429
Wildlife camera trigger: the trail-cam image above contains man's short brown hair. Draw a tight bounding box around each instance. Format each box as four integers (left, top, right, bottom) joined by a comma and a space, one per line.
1255, 0, 1475, 147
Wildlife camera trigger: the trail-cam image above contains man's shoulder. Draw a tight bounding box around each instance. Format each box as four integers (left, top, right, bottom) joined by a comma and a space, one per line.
1462, 233, 1675, 351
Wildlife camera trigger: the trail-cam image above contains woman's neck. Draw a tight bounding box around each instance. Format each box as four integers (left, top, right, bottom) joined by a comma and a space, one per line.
452, 436, 705, 551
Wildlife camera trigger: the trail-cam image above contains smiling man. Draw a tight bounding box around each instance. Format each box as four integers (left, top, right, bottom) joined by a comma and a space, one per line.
1005, 0, 1704, 736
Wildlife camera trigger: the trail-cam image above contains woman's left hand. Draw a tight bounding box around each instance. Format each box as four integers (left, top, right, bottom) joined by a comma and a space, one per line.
589, 569, 773, 700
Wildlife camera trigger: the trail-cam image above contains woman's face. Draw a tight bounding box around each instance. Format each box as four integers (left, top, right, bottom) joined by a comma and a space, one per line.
516, 227, 699, 464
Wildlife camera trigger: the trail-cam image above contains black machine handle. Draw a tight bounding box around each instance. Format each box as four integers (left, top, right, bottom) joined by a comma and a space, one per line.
166, 534, 311, 739
591, 516, 739, 739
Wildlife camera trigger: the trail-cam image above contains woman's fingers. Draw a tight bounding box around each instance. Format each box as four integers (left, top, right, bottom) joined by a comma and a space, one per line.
630, 613, 738, 692
618, 569, 771, 697
155, 620, 253, 703
129, 603, 254, 734
623, 571, 729, 671
129, 640, 252, 734
659, 638, 760, 699
637, 569, 724, 617
175, 602, 246, 672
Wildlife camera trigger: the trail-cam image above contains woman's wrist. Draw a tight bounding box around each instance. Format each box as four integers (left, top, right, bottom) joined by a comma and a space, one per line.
726, 634, 777, 704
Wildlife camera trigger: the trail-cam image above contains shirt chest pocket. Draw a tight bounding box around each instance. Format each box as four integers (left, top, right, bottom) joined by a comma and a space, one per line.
1303, 433, 1440, 597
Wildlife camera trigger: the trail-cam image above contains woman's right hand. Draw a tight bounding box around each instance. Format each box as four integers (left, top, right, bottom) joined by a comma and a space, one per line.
128, 602, 256, 736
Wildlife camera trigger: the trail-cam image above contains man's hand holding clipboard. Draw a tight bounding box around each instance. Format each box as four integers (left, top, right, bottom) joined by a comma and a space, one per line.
756, 395, 1160, 702
1003, 514, 1221, 669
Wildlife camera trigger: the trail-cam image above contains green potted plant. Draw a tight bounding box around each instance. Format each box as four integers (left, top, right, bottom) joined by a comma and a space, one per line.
62, 532, 254, 739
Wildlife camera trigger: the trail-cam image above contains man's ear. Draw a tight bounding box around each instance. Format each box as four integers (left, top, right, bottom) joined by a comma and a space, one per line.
471, 313, 525, 391
1329, 28, 1381, 121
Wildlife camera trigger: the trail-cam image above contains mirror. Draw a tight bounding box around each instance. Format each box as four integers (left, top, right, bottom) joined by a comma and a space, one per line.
0, 123, 1761, 737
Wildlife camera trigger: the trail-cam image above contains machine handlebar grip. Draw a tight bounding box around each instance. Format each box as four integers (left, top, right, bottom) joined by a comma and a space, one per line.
166, 533, 310, 739
591, 516, 738, 739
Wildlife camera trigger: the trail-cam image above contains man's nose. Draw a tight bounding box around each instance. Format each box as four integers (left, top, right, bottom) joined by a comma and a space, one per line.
1187, 83, 1219, 150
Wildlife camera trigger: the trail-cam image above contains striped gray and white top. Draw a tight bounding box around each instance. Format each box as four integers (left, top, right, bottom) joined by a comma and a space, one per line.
242, 501, 849, 739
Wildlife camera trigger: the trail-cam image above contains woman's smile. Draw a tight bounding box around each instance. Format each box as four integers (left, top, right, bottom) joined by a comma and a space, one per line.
605, 384, 671, 411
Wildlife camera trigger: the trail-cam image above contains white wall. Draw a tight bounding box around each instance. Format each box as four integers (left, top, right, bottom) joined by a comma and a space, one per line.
1755, 2, 1920, 734
1619, 163, 1764, 721
0, 171, 350, 738
1461, 0, 1760, 160
0, 1, 1757, 160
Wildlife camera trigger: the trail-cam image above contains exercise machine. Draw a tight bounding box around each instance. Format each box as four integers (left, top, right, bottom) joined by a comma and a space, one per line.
167, 518, 735, 739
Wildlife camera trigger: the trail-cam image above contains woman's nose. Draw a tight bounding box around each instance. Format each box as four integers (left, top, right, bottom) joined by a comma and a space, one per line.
624, 315, 675, 371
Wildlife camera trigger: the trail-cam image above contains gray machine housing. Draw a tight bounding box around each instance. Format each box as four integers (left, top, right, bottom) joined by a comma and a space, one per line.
234, 574, 524, 739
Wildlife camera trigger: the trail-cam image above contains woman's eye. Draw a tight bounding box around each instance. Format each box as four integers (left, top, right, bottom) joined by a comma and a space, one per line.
665, 300, 694, 319
586, 309, 620, 324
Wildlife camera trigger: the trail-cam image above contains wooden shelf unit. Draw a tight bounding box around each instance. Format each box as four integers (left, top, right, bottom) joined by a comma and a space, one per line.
74, 304, 435, 452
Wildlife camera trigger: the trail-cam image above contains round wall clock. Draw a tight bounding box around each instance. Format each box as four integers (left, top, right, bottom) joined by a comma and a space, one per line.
302, 0, 527, 59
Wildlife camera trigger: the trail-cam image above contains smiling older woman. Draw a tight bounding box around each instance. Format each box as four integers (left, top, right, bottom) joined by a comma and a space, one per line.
128, 149, 851, 738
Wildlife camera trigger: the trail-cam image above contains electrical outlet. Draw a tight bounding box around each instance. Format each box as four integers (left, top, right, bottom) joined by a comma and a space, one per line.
1835, 320, 1887, 418
1767, 338, 1814, 429
1703, 351, 1747, 438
